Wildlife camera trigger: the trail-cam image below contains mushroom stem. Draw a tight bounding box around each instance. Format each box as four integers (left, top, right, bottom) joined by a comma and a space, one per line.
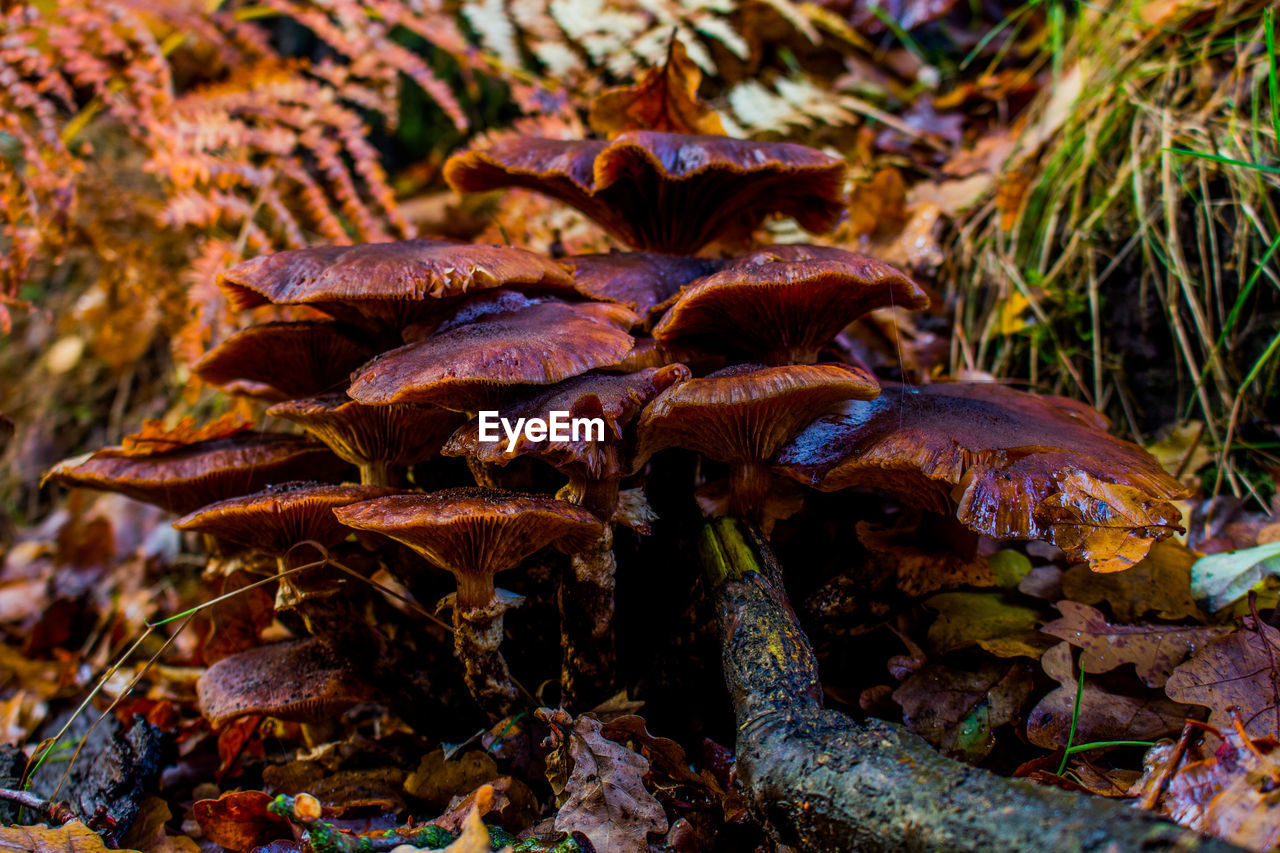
467, 457, 503, 489
358, 460, 394, 487
560, 525, 617, 709
727, 461, 772, 522
450, 591, 524, 719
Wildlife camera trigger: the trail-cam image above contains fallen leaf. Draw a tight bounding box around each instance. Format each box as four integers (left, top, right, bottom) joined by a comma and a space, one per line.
1041, 601, 1231, 687
1146, 423, 1212, 480
0, 821, 132, 853
892, 661, 1035, 762
857, 520, 995, 598
120, 797, 200, 853
1060, 539, 1202, 621
404, 749, 500, 809
1190, 542, 1280, 612
588, 39, 725, 138
193, 791, 291, 853
1165, 618, 1280, 739
924, 591, 1042, 654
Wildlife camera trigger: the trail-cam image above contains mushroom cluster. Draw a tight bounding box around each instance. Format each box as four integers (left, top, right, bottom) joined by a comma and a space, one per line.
46, 91, 1188, 728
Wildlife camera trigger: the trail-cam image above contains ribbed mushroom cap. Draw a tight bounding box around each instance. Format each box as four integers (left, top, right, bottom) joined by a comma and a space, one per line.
45, 432, 348, 516
267, 394, 465, 473
193, 321, 378, 400
775, 382, 1190, 572
635, 362, 880, 468
347, 302, 636, 411
333, 487, 603, 609
174, 481, 397, 554
218, 238, 576, 330
197, 638, 365, 727
652, 246, 929, 365
444, 132, 847, 254
562, 252, 721, 326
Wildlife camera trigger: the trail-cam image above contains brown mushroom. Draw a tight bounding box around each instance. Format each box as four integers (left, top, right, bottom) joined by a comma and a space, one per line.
333, 488, 603, 717
652, 246, 929, 365
268, 394, 465, 486
775, 382, 1189, 572
193, 321, 377, 400
562, 252, 721, 328
635, 363, 880, 523
218, 238, 576, 331
347, 301, 637, 412
443, 133, 847, 254
44, 430, 348, 516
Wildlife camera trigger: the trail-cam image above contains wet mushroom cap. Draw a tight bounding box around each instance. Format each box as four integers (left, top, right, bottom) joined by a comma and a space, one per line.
652, 247, 929, 364
218, 238, 576, 330
635, 362, 880, 467
333, 487, 603, 609
775, 382, 1190, 572
347, 301, 636, 411
193, 321, 378, 400
173, 481, 398, 554
267, 394, 465, 469
197, 638, 365, 727
45, 432, 348, 516
562, 252, 722, 326
444, 132, 847, 254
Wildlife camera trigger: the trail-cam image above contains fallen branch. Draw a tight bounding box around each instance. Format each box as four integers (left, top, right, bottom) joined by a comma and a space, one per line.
698, 518, 1244, 853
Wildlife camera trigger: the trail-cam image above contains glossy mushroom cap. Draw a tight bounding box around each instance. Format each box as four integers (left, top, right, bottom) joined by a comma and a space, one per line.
197, 638, 365, 727
333, 487, 603, 610
776, 382, 1190, 572
443, 365, 690, 517
562, 252, 721, 327
218, 238, 576, 331
173, 481, 398, 555
267, 394, 465, 485
652, 245, 929, 365
444, 133, 847, 254
347, 301, 637, 412
45, 430, 348, 516
193, 321, 377, 400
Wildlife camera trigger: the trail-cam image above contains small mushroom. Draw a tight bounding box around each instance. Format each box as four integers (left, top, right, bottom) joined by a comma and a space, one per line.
562, 252, 721, 328
635, 363, 880, 524
333, 488, 602, 717
45, 430, 348, 516
775, 382, 1189, 572
193, 321, 377, 400
652, 245, 929, 365
444, 132, 847, 254
347, 301, 637, 412
218, 238, 576, 331
268, 394, 465, 486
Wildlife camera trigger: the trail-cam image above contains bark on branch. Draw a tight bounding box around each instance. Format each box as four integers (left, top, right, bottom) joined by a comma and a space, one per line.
699, 518, 1243, 853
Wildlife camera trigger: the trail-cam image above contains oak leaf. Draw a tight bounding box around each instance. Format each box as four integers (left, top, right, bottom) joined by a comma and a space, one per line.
1060, 539, 1202, 622
0, 821, 134, 853
1165, 618, 1280, 738
588, 39, 725, 138
924, 591, 1042, 654
1035, 472, 1184, 573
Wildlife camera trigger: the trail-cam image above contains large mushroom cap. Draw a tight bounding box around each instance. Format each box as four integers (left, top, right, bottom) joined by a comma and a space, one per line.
193, 321, 377, 400
347, 301, 636, 411
173, 481, 398, 555
635, 362, 880, 467
562, 252, 721, 326
218, 238, 576, 330
776, 382, 1190, 572
333, 487, 603, 609
652, 245, 929, 364
197, 638, 365, 727
45, 431, 348, 516
444, 132, 847, 254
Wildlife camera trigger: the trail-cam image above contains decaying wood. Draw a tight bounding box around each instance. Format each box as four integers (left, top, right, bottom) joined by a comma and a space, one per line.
699, 518, 1244, 853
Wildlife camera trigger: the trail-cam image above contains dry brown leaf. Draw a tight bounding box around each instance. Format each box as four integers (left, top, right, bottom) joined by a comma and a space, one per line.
588, 39, 725, 138
1041, 601, 1231, 688
192, 790, 291, 853
404, 749, 500, 809
892, 661, 1035, 762
1165, 618, 1280, 739
0, 821, 133, 853
120, 797, 200, 853
1060, 540, 1203, 622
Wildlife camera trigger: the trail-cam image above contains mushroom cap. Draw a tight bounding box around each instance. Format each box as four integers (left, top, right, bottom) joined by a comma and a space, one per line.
267, 393, 465, 469
443, 364, 691, 481
333, 487, 603, 609
652, 245, 929, 364
562, 252, 721, 326
218, 238, 576, 330
173, 481, 398, 554
347, 301, 636, 411
775, 382, 1190, 572
193, 321, 378, 400
197, 638, 365, 727
635, 362, 879, 468
45, 431, 348, 516
443, 132, 847, 254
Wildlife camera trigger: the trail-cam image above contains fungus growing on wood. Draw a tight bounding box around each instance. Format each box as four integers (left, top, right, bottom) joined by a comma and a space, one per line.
562, 252, 721, 327
652, 246, 929, 365
347, 301, 637, 411
334, 488, 603, 717
218, 238, 575, 331
268, 394, 465, 486
636, 363, 880, 523
776, 382, 1189, 572
443, 133, 847, 254
45, 431, 347, 516
193, 321, 377, 400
